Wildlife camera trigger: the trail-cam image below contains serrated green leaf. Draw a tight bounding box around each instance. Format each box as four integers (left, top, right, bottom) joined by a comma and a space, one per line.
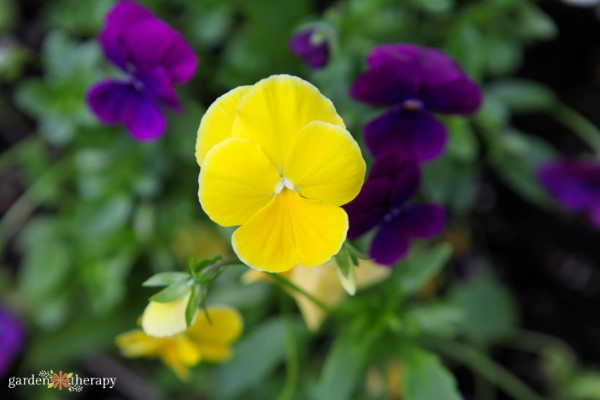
149, 281, 191, 303
142, 272, 190, 288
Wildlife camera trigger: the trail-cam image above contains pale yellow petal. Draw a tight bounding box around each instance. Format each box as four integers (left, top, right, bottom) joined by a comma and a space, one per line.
188, 306, 243, 345
241, 269, 292, 284
232, 189, 348, 272
195, 345, 232, 362
355, 259, 392, 289
142, 292, 194, 338
289, 264, 345, 331
115, 330, 164, 357
199, 138, 281, 227
284, 121, 366, 206
195, 86, 252, 165
231, 75, 345, 170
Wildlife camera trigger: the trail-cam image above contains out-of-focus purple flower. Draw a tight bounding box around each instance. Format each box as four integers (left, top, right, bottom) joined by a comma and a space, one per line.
0, 308, 25, 377
350, 44, 482, 162
538, 159, 600, 227
86, 1, 197, 141
289, 27, 329, 70
344, 150, 446, 266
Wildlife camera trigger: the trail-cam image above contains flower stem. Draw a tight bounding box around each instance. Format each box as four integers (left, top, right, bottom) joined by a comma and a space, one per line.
552, 104, 600, 156
278, 299, 299, 400
426, 339, 545, 400
270, 273, 332, 313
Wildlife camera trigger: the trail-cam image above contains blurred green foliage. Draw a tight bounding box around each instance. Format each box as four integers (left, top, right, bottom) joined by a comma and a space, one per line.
2, 0, 600, 399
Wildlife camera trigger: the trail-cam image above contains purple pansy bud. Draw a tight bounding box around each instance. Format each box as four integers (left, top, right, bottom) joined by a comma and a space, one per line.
350, 44, 482, 162
344, 150, 446, 266
87, 0, 197, 141
0, 308, 25, 377
538, 159, 600, 227
289, 26, 330, 70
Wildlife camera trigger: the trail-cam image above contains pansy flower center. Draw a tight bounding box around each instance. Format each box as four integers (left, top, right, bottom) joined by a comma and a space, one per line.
383, 207, 402, 223
402, 98, 423, 111
274, 177, 296, 194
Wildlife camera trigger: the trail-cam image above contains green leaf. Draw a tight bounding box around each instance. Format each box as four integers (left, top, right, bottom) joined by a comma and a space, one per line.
449, 273, 517, 344
317, 336, 364, 400
149, 280, 192, 303
142, 272, 190, 288
487, 79, 556, 113
405, 303, 465, 338
400, 343, 462, 400
397, 243, 453, 296
215, 318, 287, 398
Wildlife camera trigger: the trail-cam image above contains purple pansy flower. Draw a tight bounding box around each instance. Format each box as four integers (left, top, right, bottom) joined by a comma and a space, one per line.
86, 0, 197, 141
350, 44, 482, 162
0, 308, 25, 377
538, 159, 600, 227
289, 27, 329, 70
344, 150, 446, 266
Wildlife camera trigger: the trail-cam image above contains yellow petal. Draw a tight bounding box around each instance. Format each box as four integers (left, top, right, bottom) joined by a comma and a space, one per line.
199, 138, 281, 227
115, 330, 164, 357
284, 121, 366, 206
241, 269, 292, 284
232, 189, 348, 272
288, 264, 345, 331
141, 292, 194, 338
160, 335, 202, 381
188, 306, 243, 345
232, 75, 345, 170
195, 86, 252, 165
195, 344, 232, 362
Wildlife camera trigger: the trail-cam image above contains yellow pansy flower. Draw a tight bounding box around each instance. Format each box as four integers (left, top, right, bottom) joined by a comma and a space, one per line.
196, 75, 366, 273
243, 259, 390, 331
141, 292, 192, 338
116, 306, 243, 381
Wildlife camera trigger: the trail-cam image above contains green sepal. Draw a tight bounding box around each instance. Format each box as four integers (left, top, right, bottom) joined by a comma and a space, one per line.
149, 280, 192, 303
335, 246, 357, 295
142, 272, 190, 287
185, 284, 201, 328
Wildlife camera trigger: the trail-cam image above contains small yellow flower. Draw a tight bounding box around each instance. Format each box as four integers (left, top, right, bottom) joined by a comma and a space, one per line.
243, 259, 390, 331
116, 306, 243, 381
196, 75, 366, 273
141, 292, 192, 338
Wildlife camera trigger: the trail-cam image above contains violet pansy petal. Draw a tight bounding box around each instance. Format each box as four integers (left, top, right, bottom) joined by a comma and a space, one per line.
289, 28, 329, 69
86, 80, 166, 141
366, 44, 421, 69
419, 47, 465, 88
369, 220, 410, 266
396, 204, 446, 239
344, 179, 391, 239
0, 308, 25, 377
537, 161, 598, 210
363, 108, 447, 162
86, 80, 135, 124
122, 95, 167, 141
99, 1, 154, 69
423, 77, 482, 115
350, 63, 421, 107
588, 206, 600, 228
369, 149, 419, 180
389, 162, 422, 207
122, 18, 197, 83
141, 67, 182, 111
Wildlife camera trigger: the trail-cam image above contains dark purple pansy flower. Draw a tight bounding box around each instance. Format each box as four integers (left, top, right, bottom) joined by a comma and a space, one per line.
350, 44, 482, 162
0, 308, 25, 377
86, 0, 197, 141
289, 27, 329, 70
538, 159, 600, 227
344, 150, 446, 266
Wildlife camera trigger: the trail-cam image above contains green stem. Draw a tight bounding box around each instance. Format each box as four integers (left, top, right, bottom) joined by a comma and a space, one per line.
427, 339, 545, 400
278, 298, 299, 400
270, 273, 332, 314
552, 104, 600, 155
0, 135, 41, 174
0, 158, 68, 254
